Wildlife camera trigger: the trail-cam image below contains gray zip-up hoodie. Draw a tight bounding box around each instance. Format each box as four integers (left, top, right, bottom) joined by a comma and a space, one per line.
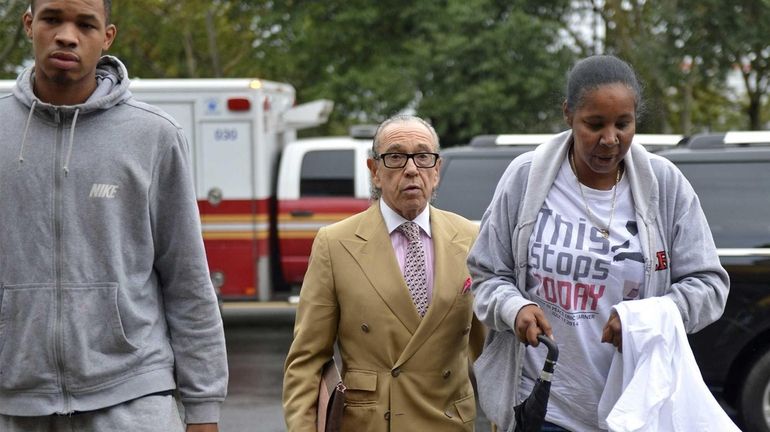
468, 130, 729, 431
0, 56, 228, 423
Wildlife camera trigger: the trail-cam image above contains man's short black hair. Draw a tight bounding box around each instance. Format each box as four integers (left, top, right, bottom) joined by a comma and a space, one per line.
30, 0, 112, 24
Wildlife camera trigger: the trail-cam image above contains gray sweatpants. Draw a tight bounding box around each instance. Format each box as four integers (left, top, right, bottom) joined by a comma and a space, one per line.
0, 395, 185, 432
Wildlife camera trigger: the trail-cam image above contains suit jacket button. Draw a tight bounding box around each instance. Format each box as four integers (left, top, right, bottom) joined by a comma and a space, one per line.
444, 410, 453, 418
442, 369, 451, 379
462, 326, 471, 335
361, 323, 370, 333
384, 411, 391, 421
391, 368, 401, 377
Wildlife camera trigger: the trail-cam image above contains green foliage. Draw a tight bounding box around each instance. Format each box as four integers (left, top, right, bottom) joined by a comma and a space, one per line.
256, 0, 576, 144
597, 0, 686, 132
1, 1, 767, 136
254, 1, 441, 136
0, 0, 29, 78
672, 0, 770, 130
416, 0, 575, 145
110, 0, 259, 78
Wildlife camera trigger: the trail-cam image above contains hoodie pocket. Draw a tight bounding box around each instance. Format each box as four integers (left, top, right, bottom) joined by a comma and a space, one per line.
60, 283, 141, 388
0, 284, 59, 391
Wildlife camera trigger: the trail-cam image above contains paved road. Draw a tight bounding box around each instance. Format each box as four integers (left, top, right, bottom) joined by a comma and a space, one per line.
218, 305, 294, 432
217, 304, 492, 432
215, 304, 745, 432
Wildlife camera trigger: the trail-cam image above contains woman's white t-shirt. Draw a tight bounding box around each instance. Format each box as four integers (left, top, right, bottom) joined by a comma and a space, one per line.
519, 157, 645, 431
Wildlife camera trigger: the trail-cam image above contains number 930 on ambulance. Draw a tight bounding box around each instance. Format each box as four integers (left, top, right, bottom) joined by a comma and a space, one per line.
0, 78, 374, 303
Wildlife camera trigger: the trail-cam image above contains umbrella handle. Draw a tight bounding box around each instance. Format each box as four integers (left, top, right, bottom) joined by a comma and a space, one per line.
536, 334, 559, 372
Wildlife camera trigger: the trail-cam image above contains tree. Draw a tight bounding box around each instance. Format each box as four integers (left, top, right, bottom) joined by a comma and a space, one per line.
585, 0, 685, 133
110, 0, 260, 78
255, 0, 576, 144
523, 0, 739, 135
672, 0, 770, 130
252, 1, 438, 136
5, 1, 765, 136
416, 0, 576, 145
0, 0, 29, 78
591, 0, 769, 132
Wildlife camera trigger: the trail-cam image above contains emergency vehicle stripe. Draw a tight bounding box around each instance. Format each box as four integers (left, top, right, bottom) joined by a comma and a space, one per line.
200, 213, 356, 223
277, 231, 328, 239
277, 222, 337, 231
202, 215, 266, 222
199, 213, 358, 240
276, 213, 356, 222
203, 232, 269, 240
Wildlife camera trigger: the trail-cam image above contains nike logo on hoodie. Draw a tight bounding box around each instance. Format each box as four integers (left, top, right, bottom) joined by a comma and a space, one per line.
89, 183, 119, 198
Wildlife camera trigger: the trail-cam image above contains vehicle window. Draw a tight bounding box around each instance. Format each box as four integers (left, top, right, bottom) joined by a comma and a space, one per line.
675, 161, 770, 248
435, 156, 516, 220
300, 150, 355, 197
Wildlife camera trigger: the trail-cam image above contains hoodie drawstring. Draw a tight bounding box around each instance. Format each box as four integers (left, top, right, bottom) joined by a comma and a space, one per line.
18, 99, 37, 165
17, 102, 79, 176
63, 108, 80, 177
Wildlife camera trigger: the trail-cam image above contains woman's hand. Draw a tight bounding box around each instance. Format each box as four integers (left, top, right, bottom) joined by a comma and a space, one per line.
514, 304, 553, 346
601, 310, 623, 352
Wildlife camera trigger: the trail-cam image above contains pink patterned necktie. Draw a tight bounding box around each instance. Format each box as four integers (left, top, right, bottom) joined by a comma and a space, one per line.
397, 221, 429, 317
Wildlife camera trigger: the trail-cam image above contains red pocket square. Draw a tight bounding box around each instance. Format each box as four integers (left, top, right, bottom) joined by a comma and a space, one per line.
461, 277, 472, 294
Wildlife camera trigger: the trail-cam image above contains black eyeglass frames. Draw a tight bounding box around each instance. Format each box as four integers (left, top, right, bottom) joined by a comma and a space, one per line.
375, 152, 440, 168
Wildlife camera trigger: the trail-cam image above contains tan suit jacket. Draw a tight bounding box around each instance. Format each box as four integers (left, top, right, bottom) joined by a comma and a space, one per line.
283, 203, 484, 432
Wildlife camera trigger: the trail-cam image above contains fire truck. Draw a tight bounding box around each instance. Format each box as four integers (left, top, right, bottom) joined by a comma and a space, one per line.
0, 78, 373, 302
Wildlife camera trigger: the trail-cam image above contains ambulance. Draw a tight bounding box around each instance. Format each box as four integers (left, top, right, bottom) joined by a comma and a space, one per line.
0, 78, 373, 302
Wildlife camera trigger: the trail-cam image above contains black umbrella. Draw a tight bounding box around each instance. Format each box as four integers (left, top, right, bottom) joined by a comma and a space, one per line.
513, 334, 559, 432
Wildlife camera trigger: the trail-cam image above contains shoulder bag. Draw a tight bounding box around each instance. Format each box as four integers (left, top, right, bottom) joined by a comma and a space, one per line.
317, 357, 346, 432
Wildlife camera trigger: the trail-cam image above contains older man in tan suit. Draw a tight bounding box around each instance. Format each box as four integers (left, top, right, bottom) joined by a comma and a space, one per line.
283, 115, 484, 431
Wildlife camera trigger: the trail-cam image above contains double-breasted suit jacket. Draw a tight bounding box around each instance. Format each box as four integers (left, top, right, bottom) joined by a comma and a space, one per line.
283, 203, 484, 432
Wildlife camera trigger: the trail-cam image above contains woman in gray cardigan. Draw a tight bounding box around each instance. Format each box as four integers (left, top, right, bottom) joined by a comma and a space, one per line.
467, 55, 728, 431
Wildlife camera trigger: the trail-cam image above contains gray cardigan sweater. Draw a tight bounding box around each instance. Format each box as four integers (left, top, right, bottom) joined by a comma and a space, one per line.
467, 130, 729, 430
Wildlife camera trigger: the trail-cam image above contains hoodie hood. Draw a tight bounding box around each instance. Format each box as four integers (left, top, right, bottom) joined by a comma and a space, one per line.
13, 55, 132, 175
13, 55, 132, 114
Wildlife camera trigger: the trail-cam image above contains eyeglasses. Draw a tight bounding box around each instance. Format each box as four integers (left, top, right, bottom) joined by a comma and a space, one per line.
375, 152, 440, 168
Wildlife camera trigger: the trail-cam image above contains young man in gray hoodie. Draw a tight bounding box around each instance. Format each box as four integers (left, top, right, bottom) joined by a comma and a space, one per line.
0, 1, 228, 431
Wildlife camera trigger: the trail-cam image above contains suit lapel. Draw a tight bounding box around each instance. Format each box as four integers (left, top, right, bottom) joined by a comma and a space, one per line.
395, 207, 469, 367
340, 205, 421, 334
